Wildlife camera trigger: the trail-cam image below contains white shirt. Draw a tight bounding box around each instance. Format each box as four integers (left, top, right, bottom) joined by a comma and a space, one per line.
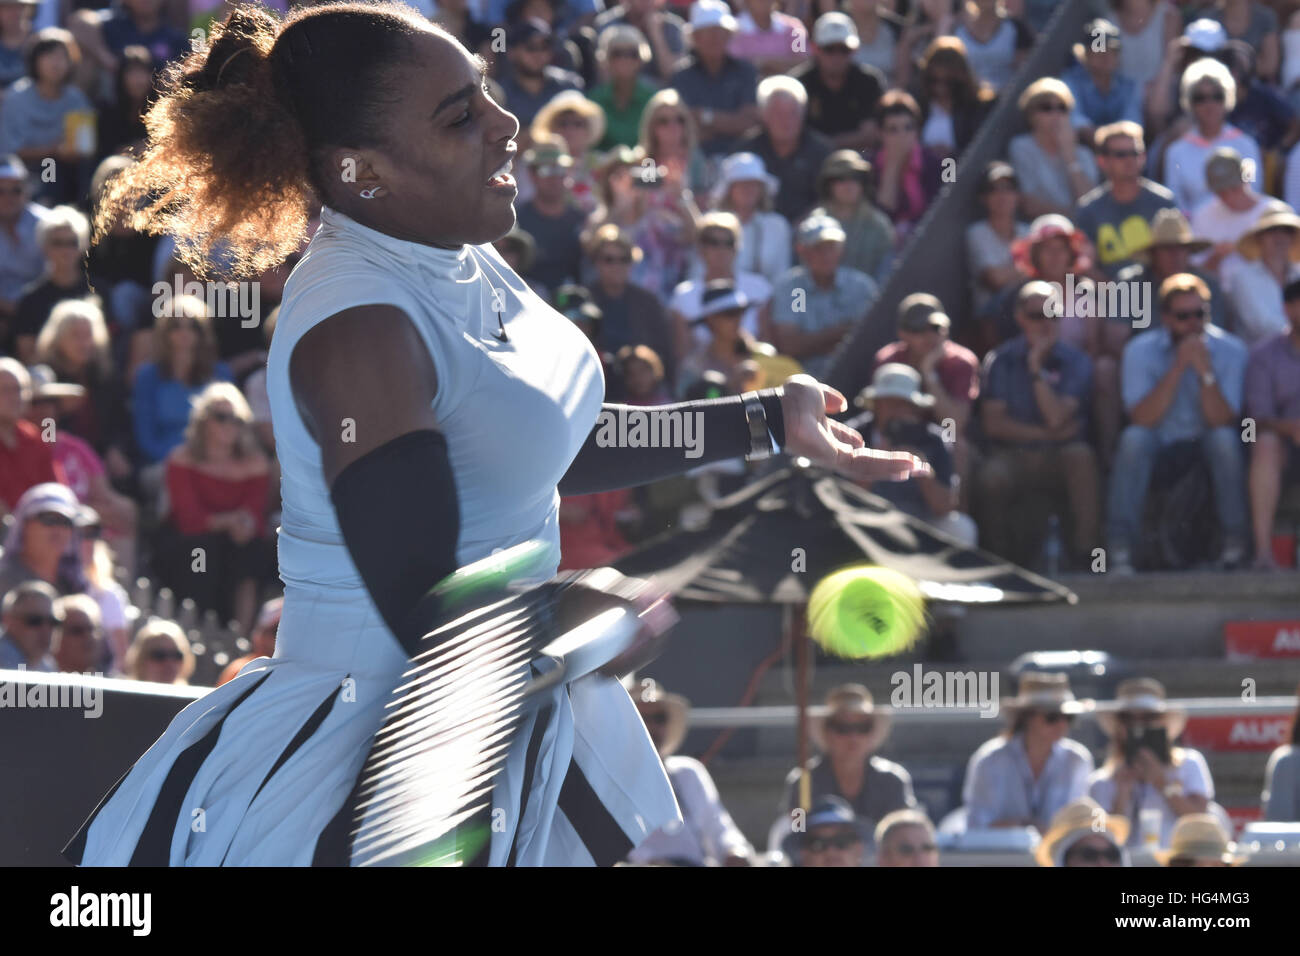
1088, 749, 1214, 847
1164, 127, 1262, 215
736, 212, 793, 286
963, 733, 1094, 832
628, 755, 752, 865
1221, 258, 1299, 345
1189, 191, 1291, 279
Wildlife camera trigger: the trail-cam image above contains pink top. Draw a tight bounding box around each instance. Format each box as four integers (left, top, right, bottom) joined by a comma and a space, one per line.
729, 11, 809, 62
52, 432, 104, 503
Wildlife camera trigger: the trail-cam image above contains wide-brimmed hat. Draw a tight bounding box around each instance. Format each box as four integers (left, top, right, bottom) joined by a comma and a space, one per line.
1095, 677, 1187, 739
712, 151, 780, 205
631, 678, 690, 757
1236, 209, 1300, 262
1000, 672, 1094, 721
811, 684, 892, 752
1129, 208, 1212, 265
694, 279, 750, 322
531, 90, 607, 152
1156, 814, 1247, 866
897, 292, 951, 333
854, 363, 935, 410
1035, 797, 1130, 867
1011, 214, 1088, 272
26, 363, 85, 415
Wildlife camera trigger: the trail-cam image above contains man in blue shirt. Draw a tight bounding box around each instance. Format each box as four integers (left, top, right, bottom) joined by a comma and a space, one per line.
668, 0, 759, 157
495, 18, 583, 142
1064, 19, 1142, 147
973, 280, 1099, 570
1109, 273, 1249, 571
0, 156, 50, 338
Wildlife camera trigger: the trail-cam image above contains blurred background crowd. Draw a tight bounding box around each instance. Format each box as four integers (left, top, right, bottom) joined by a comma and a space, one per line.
2, 0, 1300, 866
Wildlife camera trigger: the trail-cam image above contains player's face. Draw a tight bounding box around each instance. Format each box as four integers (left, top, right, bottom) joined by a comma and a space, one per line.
350, 31, 520, 248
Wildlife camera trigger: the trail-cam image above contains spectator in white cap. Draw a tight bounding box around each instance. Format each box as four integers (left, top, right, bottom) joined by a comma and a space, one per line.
0, 481, 86, 599
675, 277, 800, 397
789, 11, 886, 153
671, 210, 773, 352
769, 212, 878, 379
1146, 17, 1232, 133
1188, 146, 1288, 276
668, 0, 760, 157
711, 150, 793, 283
1163, 57, 1260, 214
728, 0, 809, 78
0, 152, 51, 333
737, 74, 833, 222
7, 204, 93, 363
594, 0, 687, 83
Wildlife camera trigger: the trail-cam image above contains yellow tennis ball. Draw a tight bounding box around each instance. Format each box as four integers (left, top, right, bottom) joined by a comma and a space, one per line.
806, 566, 926, 659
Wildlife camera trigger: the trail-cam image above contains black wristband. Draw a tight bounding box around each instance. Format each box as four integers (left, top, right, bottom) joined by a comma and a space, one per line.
757, 387, 786, 450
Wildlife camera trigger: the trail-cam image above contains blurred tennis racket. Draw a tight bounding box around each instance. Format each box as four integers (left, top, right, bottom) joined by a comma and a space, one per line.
349, 541, 673, 867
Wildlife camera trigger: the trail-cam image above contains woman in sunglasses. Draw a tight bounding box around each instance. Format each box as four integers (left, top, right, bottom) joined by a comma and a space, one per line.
1163, 58, 1260, 215
1034, 797, 1130, 867
1008, 77, 1100, 220
124, 618, 194, 686
962, 672, 1094, 833
154, 381, 272, 637
781, 684, 917, 834
0, 481, 87, 601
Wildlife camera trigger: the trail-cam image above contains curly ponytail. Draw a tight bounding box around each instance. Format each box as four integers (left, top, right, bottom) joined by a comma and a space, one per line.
93, 2, 435, 279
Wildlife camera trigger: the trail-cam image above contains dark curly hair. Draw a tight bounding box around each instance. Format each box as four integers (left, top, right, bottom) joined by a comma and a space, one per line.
92, 1, 440, 278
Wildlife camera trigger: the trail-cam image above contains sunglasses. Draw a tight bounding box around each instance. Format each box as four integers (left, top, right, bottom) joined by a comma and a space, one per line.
699, 234, 735, 248
1068, 844, 1122, 864
61, 623, 96, 636
1042, 711, 1075, 724
46, 236, 80, 248
806, 832, 861, 852
890, 841, 938, 856
555, 114, 589, 129
1171, 307, 1208, 322
1103, 148, 1142, 159
1192, 91, 1225, 104
609, 48, 640, 59
22, 613, 61, 629
147, 647, 184, 662
33, 512, 74, 528
1034, 101, 1069, 113
208, 410, 238, 424
821, 44, 852, 56
598, 254, 632, 265
826, 719, 875, 735
654, 114, 687, 126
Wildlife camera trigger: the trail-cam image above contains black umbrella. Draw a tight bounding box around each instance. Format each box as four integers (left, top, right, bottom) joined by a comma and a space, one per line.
614, 461, 1076, 812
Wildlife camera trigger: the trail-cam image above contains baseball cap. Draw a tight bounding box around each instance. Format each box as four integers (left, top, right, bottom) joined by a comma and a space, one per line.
508, 17, 552, 47
14, 482, 81, 523
0, 153, 28, 181
897, 292, 951, 332
813, 11, 859, 50
797, 213, 846, 246
1184, 18, 1227, 52
689, 0, 736, 32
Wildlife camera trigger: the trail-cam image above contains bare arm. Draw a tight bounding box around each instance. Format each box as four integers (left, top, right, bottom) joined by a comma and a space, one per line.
981, 398, 1054, 443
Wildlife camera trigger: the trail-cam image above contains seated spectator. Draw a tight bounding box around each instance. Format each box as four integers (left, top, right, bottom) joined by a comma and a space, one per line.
973, 281, 1100, 569
155, 383, 273, 636
668, 0, 759, 158
629, 679, 754, 866
1245, 283, 1300, 570
953, 0, 1032, 94
0, 359, 64, 518
1008, 214, 1104, 352
0, 27, 96, 206
1119, 208, 1228, 330
585, 223, 679, 386
967, 161, 1028, 321
637, 87, 709, 198
844, 363, 976, 545
25, 365, 137, 572
729, 0, 809, 77
0, 0, 32, 91
781, 684, 916, 833
873, 292, 979, 486
0, 154, 50, 341
962, 672, 1094, 834
895, 0, 960, 90
496, 18, 583, 142
217, 595, 282, 686
531, 90, 605, 215
74, 505, 131, 673
809, 149, 894, 281
34, 299, 132, 481
9, 205, 93, 363
1262, 686, 1299, 820
515, 137, 588, 291
1225, 38, 1295, 158
770, 213, 879, 380
873, 809, 939, 867
677, 279, 799, 395
1009, 78, 1101, 220
914, 35, 995, 161
1109, 273, 1248, 571
124, 617, 193, 685
711, 150, 793, 284
1201, 0, 1281, 84
782, 795, 868, 867
1225, 210, 1300, 345
133, 295, 233, 470
1164, 58, 1261, 214
870, 89, 943, 247
594, 0, 687, 83
95, 44, 154, 163
587, 24, 658, 150
1157, 814, 1246, 867
1089, 678, 1214, 849
845, 0, 901, 78
618, 343, 673, 404
1064, 18, 1143, 146
0, 482, 85, 599
1034, 797, 1130, 867
790, 12, 885, 153
51, 592, 102, 674
737, 75, 833, 224
1111, 0, 1181, 102
671, 210, 772, 353
1074, 121, 1176, 277
1144, 18, 1239, 140
0, 578, 59, 671
68, 0, 187, 88
1192, 147, 1290, 281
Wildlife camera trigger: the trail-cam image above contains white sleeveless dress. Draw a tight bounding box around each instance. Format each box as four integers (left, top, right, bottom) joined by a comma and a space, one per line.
69, 206, 679, 866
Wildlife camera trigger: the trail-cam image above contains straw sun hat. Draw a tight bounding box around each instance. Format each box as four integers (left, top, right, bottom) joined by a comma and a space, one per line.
1035, 797, 1130, 867
1155, 814, 1247, 866
811, 684, 892, 753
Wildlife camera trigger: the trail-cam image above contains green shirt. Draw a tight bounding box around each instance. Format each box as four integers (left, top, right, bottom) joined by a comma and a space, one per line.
588, 78, 658, 150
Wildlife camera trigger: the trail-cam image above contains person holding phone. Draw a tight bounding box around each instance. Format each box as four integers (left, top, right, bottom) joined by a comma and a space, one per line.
1088, 678, 1215, 849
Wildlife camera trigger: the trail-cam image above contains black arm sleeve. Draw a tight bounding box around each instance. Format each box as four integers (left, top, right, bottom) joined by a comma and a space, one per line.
329, 428, 460, 657
557, 389, 786, 497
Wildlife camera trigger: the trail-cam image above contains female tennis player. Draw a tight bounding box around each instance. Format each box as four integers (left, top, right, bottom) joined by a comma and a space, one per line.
64, 2, 926, 866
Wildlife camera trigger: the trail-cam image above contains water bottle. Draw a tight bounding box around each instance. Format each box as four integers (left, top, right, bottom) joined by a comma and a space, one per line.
1044, 515, 1063, 576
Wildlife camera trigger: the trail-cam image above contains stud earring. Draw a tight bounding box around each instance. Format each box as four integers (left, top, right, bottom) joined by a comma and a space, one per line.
359, 187, 381, 199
